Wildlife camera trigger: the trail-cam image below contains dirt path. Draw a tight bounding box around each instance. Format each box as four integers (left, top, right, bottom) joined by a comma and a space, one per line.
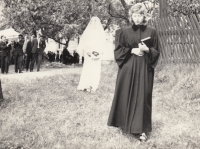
0, 65, 82, 80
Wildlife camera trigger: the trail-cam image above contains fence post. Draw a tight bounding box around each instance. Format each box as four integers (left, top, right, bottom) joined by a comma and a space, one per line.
159, 0, 168, 18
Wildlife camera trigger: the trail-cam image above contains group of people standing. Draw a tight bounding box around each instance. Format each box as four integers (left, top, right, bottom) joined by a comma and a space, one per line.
0, 33, 46, 74
47, 47, 80, 65
62, 46, 80, 65
0, 2, 160, 143
77, 3, 160, 142
48, 51, 57, 62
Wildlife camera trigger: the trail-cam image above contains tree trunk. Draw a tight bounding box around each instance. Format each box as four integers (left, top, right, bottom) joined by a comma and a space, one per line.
104, 18, 112, 30
65, 39, 70, 48
120, 0, 129, 17
31, 27, 37, 37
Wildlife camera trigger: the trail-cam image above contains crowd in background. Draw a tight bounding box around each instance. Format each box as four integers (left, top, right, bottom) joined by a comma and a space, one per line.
47, 47, 81, 64
0, 33, 83, 75
0, 33, 46, 74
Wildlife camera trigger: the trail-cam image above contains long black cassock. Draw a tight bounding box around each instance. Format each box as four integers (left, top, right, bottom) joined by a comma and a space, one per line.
107, 24, 160, 134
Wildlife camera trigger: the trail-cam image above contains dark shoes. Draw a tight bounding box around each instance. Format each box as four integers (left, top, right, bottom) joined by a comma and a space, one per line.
15, 70, 23, 73
1, 72, 8, 75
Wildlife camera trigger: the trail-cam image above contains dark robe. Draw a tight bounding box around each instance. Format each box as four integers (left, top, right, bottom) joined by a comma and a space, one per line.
62, 48, 70, 64
56, 53, 60, 62
73, 52, 79, 64
107, 24, 160, 134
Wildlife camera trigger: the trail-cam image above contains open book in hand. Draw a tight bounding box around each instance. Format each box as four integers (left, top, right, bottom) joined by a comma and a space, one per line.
141, 37, 151, 47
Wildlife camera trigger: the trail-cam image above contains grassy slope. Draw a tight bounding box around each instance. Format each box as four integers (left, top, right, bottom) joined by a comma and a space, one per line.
0, 63, 200, 149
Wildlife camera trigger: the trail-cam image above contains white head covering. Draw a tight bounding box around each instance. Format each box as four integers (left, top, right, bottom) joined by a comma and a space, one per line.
77, 16, 106, 57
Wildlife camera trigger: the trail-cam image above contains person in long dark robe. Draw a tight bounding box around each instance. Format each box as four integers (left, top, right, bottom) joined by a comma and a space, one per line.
62, 46, 70, 65
107, 3, 160, 142
73, 50, 80, 64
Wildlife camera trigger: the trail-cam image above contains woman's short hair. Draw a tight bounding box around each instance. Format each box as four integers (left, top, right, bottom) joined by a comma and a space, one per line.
129, 3, 151, 25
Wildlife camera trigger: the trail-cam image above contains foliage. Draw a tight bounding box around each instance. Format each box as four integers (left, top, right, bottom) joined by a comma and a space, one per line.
2, 0, 199, 45
108, 0, 159, 28
1, 0, 111, 45
168, 0, 200, 16
0, 0, 161, 42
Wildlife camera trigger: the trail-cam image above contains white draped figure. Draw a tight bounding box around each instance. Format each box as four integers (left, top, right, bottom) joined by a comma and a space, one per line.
77, 16, 106, 92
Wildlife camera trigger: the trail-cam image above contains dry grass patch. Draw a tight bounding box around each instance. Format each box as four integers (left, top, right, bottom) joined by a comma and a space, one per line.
0, 63, 200, 149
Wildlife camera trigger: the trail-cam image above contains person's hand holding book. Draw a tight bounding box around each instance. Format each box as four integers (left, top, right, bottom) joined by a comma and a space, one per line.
139, 37, 151, 53
131, 48, 144, 56
139, 42, 149, 53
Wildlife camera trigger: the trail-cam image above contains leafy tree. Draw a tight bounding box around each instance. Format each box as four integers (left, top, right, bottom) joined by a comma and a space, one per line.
168, 0, 200, 16
1, 0, 112, 46
0, 0, 161, 45
108, 0, 159, 28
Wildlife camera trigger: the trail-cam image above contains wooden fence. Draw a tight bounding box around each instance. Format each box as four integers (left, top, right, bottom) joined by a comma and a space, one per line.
149, 14, 200, 64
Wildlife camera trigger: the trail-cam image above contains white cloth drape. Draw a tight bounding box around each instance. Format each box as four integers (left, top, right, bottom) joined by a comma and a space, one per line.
77, 16, 106, 92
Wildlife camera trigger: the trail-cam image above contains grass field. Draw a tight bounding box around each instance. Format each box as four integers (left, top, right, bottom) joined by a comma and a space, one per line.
0, 62, 200, 149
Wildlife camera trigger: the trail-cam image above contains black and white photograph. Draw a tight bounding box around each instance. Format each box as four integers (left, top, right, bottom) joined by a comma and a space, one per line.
0, 0, 200, 148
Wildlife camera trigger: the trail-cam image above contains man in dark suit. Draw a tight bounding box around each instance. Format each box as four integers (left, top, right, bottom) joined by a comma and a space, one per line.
56, 50, 60, 62
9, 41, 16, 65
0, 35, 10, 74
52, 52, 56, 62
60, 52, 63, 63
30, 34, 38, 72
13, 34, 24, 73
24, 34, 32, 71
36, 34, 46, 72
73, 50, 79, 64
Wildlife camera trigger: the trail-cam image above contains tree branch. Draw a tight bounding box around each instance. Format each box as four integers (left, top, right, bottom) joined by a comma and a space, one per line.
104, 18, 112, 30
40, 22, 63, 29
120, 0, 129, 16
46, 36, 68, 45
108, 3, 129, 22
